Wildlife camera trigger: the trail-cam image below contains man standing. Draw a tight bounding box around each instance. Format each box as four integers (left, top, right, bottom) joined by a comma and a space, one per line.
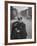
11, 17, 27, 39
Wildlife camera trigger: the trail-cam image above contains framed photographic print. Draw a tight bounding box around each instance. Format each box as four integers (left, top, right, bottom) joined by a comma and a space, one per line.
5, 1, 36, 45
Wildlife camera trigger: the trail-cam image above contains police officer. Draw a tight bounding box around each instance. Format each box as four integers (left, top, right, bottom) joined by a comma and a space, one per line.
11, 17, 27, 39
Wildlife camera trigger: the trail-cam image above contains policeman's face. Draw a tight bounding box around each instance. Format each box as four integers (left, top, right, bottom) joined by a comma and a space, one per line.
18, 17, 22, 22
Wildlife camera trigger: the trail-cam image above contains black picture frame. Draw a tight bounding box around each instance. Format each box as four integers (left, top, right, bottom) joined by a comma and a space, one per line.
5, 1, 36, 45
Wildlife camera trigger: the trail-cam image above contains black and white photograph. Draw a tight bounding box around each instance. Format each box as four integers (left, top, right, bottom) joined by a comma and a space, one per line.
10, 6, 32, 39
5, 1, 36, 45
